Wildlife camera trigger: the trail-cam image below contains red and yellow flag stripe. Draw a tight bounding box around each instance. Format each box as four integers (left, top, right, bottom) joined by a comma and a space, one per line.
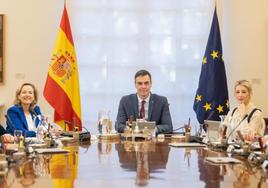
44, 5, 82, 130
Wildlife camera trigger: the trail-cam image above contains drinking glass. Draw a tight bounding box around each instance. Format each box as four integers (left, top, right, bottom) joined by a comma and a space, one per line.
98, 110, 111, 135
14, 130, 23, 144
218, 115, 226, 141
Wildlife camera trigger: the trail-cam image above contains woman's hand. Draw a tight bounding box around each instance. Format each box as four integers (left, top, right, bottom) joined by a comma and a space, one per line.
244, 130, 255, 142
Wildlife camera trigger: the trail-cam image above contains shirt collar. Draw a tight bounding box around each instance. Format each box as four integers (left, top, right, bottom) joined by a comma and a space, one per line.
137, 94, 150, 103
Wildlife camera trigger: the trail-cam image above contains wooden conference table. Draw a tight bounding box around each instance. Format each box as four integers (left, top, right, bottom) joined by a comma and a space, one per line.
1, 137, 268, 188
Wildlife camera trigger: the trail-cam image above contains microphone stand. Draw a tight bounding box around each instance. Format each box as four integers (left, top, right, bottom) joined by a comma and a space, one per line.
34, 114, 57, 148
196, 111, 215, 138
224, 114, 248, 147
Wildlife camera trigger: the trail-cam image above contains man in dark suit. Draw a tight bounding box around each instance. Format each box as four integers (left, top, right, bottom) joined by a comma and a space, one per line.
115, 69, 173, 134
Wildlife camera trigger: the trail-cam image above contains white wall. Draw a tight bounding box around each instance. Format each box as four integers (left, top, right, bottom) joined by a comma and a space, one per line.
0, 0, 268, 127
0, 0, 64, 125
222, 0, 268, 115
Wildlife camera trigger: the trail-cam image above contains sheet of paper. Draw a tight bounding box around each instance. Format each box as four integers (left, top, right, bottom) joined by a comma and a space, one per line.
35, 148, 69, 154
205, 157, 241, 164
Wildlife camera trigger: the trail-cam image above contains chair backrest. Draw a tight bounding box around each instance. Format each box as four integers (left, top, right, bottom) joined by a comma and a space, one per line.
264, 118, 268, 135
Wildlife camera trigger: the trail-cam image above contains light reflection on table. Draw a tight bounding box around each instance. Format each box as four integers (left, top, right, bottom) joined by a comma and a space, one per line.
1, 139, 268, 188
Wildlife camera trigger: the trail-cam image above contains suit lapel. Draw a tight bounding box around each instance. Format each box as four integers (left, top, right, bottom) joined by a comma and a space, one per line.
18, 107, 29, 130
148, 94, 154, 120
133, 94, 139, 118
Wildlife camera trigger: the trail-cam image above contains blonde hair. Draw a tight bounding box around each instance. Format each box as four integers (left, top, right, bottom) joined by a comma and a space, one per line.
14, 83, 38, 110
234, 80, 252, 94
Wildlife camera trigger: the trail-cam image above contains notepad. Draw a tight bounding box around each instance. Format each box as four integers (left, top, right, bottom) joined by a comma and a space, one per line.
205, 157, 241, 164
168, 143, 206, 147
35, 148, 69, 154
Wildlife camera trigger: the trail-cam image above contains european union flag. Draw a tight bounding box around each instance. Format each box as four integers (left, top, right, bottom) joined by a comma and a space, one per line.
193, 8, 229, 124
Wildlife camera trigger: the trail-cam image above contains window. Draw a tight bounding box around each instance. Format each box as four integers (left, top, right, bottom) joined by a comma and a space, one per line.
68, 0, 215, 133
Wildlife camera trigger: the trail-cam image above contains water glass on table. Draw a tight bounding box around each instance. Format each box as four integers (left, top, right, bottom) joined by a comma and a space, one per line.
14, 130, 23, 144
98, 110, 111, 135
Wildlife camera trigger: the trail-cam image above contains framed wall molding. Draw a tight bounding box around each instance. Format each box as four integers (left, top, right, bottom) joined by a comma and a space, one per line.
0, 15, 3, 83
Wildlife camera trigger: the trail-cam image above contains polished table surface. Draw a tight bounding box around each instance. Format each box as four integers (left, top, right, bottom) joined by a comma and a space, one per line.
1, 138, 268, 188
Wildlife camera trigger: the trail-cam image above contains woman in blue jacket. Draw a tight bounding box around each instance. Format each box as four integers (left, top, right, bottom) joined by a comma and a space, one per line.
6, 83, 41, 137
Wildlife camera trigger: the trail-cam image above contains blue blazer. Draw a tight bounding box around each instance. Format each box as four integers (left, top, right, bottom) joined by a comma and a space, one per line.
6, 105, 42, 137
115, 94, 173, 134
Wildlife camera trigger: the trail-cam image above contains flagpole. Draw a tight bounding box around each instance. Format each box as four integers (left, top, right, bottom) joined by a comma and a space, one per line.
44, 0, 83, 130
193, 6, 229, 124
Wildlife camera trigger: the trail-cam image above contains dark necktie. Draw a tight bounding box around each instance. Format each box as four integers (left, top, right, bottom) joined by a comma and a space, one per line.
140, 100, 146, 119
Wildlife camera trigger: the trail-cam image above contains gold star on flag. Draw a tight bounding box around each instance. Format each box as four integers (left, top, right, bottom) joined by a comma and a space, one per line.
196, 95, 202, 102
203, 102, 212, 111
216, 105, 224, 113
226, 100, 229, 109
210, 50, 218, 59
202, 57, 207, 64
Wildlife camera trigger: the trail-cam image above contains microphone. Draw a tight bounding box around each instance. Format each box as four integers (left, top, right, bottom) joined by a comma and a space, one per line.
207, 110, 215, 120
236, 130, 245, 143
30, 109, 42, 128
30, 108, 38, 117
258, 137, 264, 153
202, 111, 215, 132
155, 118, 190, 134
61, 120, 91, 142
172, 125, 188, 132
225, 114, 248, 144
222, 126, 227, 139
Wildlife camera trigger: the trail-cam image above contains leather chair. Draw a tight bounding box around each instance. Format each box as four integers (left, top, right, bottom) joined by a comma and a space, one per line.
264, 118, 268, 135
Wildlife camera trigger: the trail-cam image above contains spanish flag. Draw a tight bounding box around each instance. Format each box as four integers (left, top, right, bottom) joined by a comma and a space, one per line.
43, 5, 82, 131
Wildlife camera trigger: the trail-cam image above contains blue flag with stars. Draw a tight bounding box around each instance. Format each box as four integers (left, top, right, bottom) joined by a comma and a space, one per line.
193, 8, 229, 124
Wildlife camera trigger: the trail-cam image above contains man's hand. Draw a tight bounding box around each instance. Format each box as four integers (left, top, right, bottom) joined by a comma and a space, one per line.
1, 134, 15, 143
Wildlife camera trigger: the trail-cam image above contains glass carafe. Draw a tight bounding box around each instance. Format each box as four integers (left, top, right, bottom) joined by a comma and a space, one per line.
218, 115, 226, 141
98, 110, 112, 135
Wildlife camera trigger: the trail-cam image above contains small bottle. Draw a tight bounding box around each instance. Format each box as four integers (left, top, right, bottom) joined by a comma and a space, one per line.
36, 115, 47, 142
73, 126, 79, 141
128, 115, 134, 129
18, 135, 25, 152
